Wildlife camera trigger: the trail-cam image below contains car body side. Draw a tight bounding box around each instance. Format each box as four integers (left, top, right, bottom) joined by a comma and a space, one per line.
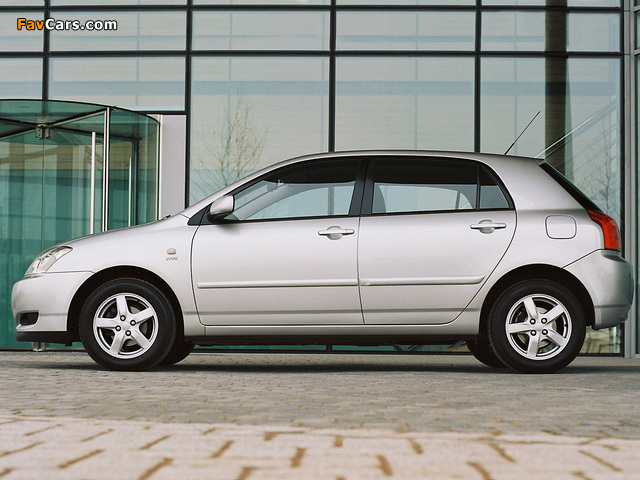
12, 151, 633, 346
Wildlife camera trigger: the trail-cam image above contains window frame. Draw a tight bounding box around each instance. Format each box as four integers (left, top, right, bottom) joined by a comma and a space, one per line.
197, 157, 368, 226
360, 156, 514, 217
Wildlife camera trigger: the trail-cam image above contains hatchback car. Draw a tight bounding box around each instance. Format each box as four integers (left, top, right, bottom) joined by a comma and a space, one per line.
12, 151, 633, 373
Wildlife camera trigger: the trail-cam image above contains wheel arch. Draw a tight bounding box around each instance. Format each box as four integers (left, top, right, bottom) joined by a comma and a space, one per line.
479, 264, 595, 336
67, 266, 184, 344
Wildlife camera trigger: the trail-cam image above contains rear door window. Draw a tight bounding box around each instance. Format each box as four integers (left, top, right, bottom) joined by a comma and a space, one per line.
369, 158, 511, 215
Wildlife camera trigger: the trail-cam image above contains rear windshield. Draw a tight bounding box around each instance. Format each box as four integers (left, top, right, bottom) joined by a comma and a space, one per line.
539, 162, 602, 213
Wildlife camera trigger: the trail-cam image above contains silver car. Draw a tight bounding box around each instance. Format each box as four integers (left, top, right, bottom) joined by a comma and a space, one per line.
12, 151, 633, 373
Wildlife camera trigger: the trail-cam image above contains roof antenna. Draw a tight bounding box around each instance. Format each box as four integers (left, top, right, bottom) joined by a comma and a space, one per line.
504, 111, 540, 155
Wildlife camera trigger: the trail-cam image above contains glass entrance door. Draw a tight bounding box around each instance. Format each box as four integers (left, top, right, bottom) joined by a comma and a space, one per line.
0, 100, 159, 349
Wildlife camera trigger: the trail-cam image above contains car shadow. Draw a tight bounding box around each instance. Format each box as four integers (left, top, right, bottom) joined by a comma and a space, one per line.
7, 352, 635, 375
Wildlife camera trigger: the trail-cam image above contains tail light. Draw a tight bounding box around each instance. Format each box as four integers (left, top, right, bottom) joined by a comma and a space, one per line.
587, 210, 621, 252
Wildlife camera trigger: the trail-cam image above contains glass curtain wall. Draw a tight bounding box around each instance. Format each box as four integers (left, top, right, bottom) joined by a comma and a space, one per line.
187, 1, 624, 353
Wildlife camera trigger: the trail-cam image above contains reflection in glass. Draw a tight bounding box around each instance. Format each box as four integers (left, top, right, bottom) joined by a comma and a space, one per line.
336, 57, 474, 151
482, 11, 619, 53
337, 11, 475, 51
481, 55, 621, 354
50, 12, 186, 51
193, 12, 329, 51
481, 57, 621, 219
0, 59, 42, 98
49, 57, 185, 110
190, 57, 329, 203
1, 13, 43, 52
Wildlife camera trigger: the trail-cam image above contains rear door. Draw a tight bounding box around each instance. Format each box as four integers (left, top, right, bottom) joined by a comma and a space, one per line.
358, 157, 516, 325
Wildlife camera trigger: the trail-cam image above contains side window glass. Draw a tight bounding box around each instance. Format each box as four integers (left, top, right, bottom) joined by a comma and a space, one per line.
372, 160, 477, 214
228, 161, 359, 222
479, 168, 510, 209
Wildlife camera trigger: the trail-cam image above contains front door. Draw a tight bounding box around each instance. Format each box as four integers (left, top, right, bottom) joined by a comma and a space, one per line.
191, 159, 364, 326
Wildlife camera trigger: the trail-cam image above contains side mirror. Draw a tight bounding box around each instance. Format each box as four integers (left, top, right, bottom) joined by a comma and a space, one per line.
208, 195, 235, 220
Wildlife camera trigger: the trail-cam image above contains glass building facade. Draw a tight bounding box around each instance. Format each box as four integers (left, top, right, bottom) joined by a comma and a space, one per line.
0, 0, 637, 356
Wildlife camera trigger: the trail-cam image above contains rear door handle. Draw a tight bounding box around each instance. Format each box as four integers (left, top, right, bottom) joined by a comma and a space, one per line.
470, 221, 507, 233
318, 226, 355, 240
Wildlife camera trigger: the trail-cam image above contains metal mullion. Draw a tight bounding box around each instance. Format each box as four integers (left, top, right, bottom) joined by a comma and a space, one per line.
184, 0, 193, 209
47, 50, 188, 57
622, 0, 633, 358
102, 107, 110, 233
479, 5, 623, 14
628, 0, 639, 359
0, 6, 45, 12
0, 52, 44, 58
335, 50, 476, 57
335, 5, 475, 12
42, 0, 50, 100
186, 50, 329, 56
190, 5, 330, 12
329, 0, 336, 152
47, 4, 188, 12
475, 0, 481, 153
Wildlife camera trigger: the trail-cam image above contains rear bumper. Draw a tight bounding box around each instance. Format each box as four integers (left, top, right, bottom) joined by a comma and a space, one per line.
564, 250, 634, 329
12, 271, 93, 344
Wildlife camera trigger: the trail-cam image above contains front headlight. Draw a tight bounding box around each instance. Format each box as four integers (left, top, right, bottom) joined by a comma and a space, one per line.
25, 246, 73, 277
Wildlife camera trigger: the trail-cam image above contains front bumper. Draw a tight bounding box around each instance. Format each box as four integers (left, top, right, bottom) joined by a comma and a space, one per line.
564, 250, 634, 329
12, 271, 93, 344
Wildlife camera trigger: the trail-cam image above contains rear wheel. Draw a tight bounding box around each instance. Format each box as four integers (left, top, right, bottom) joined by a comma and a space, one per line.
487, 280, 586, 374
79, 278, 176, 371
466, 337, 506, 369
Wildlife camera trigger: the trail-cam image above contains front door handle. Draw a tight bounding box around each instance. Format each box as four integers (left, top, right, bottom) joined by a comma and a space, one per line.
470, 220, 507, 233
318, 226, 355, 240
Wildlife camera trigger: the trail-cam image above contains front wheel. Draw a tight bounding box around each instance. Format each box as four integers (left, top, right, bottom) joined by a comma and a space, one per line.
487, 280, 586, 374
79, 278, 177, 371
159, 339, 194, 366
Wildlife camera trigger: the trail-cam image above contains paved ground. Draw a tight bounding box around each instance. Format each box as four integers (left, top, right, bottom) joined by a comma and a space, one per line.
0, 351, 639, 479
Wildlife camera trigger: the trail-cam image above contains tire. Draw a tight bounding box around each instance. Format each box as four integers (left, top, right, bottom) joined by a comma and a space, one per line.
487, 280, 586, 374
466, 337, 506, 369
159, 339, 194, 366
79, 278, 177, 371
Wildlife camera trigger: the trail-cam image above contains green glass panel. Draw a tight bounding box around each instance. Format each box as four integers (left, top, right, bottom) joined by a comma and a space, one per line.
0, 132, 44, 349
0, 100, 159, 349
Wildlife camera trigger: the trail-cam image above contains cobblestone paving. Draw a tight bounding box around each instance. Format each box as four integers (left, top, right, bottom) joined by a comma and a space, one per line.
0, 352, 638, 479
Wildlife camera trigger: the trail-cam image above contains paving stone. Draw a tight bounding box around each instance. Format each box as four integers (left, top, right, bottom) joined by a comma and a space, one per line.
0, 352, 639, 479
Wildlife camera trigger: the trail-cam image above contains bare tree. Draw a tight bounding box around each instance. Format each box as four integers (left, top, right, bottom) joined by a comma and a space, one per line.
195, 96, 267, 195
